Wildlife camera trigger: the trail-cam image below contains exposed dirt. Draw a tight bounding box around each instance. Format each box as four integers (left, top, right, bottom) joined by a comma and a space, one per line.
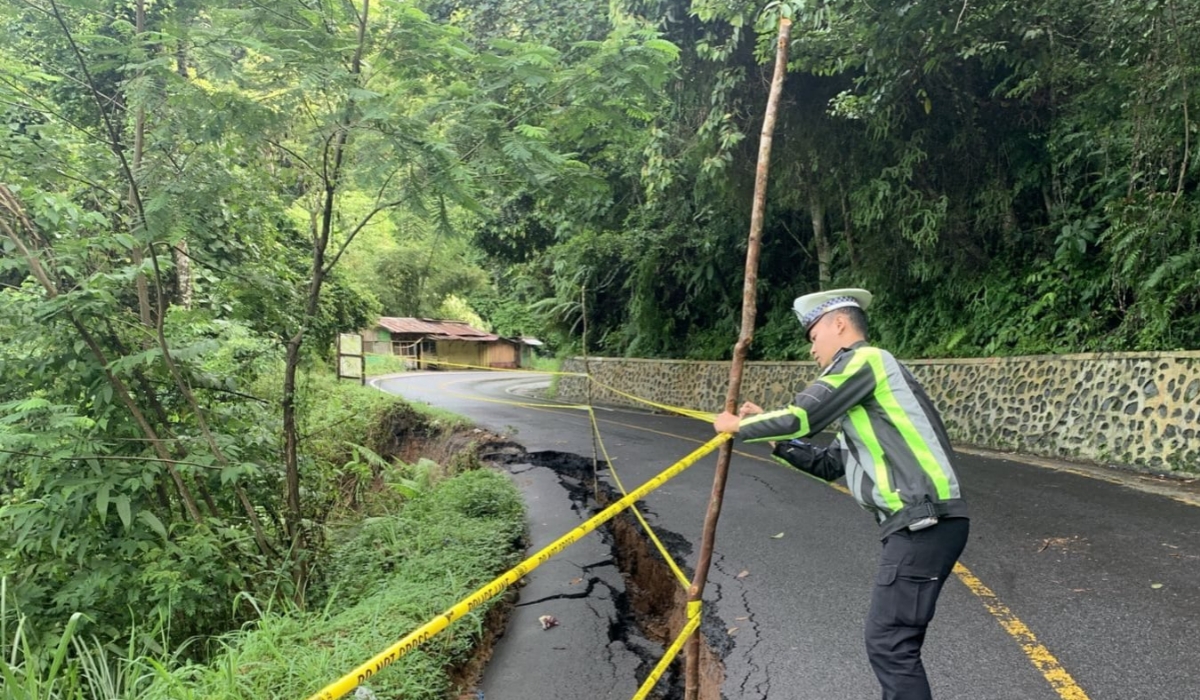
336, 406, 718, 698
372, 404, 490, 467
449, 588, 519, 700
608, 512, 726, 700
383, 426, 729, 700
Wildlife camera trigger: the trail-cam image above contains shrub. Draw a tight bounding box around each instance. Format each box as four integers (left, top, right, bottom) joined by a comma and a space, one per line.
145, 468, 526, 700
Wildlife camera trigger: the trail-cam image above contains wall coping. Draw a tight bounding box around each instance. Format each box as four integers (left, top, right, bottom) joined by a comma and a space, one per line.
572, 350, 1200, 365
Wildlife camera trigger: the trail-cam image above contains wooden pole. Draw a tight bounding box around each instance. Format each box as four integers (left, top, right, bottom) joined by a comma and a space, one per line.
683, 16, 792, 700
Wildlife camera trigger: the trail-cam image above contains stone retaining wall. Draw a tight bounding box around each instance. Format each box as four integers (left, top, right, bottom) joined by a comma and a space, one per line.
559, 352, 1200, 473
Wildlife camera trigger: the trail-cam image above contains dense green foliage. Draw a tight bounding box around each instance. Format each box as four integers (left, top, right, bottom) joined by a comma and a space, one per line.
1, 468, 525, 699
465, 0, 1200, 359
0, 0, 670, 690
165, 469, 525, 700
2, 348, 402, 646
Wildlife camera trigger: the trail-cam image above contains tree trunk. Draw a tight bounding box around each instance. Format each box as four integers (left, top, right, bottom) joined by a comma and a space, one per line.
810, 190, 831, 289
130, 0, 153, 326
174, 239, 193, 308
839, 186, 858, 276
174, 35, 194, 306
280, 0, 371, 602
0, 187, 204, 524
282, 338, 306, 560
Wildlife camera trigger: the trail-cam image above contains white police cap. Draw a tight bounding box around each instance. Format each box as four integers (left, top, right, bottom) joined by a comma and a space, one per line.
792, 288, 873, 331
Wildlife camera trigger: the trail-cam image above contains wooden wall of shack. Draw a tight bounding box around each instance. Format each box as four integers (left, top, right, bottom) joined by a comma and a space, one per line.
362, 327, 520, 369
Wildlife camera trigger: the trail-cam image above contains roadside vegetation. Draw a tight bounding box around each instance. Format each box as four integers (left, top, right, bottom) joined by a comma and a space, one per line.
4, 0, 1198, 697
156, 468, 523, 700
2, 366, 523, 699
365, 353, 410, 377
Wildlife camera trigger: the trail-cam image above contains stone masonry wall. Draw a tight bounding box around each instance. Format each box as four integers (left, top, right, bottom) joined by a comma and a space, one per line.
559, 352, 1200, 473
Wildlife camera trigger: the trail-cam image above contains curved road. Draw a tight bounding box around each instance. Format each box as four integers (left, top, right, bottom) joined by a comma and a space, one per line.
375, 371, 1200, 700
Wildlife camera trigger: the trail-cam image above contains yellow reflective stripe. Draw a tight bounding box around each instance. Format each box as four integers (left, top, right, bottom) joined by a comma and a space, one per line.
847, 405, 902, 511
863, 353, 953, 500
821, 348, 902, 511
739, 405, 809, 441
818, 349, 871, 389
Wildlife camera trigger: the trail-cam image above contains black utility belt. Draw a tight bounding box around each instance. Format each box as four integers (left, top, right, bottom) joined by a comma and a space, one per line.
879, 499, 968, 538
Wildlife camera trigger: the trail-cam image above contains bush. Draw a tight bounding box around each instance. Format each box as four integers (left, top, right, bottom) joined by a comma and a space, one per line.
144, 468, 526, 700
364, 353, 408, 376
424, 469, 525, 522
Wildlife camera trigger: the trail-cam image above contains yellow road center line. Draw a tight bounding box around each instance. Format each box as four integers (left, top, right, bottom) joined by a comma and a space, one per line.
953, 563, 1091, 700
424, 374, 1090, 699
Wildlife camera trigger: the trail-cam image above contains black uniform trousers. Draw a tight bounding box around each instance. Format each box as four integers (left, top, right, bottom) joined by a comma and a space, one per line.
865, 517, 970, 700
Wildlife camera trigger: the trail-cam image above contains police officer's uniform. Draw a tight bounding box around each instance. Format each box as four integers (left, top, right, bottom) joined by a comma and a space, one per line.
735, 289, 969, 700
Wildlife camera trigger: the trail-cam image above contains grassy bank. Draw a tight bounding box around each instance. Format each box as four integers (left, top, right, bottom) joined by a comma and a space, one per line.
2, 468, 525, 700
365, 353, 409, 376
154, 468, 525, 699
1, 370, 524, 700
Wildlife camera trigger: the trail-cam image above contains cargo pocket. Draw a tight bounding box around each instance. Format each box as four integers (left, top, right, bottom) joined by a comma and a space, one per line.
871, 563, 937, 628
895, 571, 940, 627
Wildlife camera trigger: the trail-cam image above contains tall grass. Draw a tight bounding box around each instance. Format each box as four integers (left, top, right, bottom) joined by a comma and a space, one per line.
533, 354, 565, 399
527, 355, 561, 373
364, 353, 408, 376
1, 585, 171, 700
3, 469, 526, 700
149, 468, 525, 699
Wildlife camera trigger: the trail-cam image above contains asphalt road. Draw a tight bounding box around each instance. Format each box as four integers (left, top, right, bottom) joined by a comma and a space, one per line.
374, 371, 1200, 700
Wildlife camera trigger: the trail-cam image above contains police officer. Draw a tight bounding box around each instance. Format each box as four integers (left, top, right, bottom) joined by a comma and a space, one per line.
713, 288, 969, 700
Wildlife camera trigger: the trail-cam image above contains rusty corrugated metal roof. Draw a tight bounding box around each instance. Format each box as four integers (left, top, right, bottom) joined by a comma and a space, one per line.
376, 317, 502, 342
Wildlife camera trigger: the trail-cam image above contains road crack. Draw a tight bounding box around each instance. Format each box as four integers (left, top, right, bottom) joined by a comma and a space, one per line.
713, 552, 769, 699
483, 440, 729, 700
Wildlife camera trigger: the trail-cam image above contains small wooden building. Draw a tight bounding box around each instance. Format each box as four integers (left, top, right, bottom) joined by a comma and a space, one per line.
362, 317, 523, 370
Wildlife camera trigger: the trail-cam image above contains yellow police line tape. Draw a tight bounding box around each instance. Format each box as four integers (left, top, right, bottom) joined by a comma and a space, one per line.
387, 361, 1097, 700
588, 376, 716, 422
386, 361, 709, 688
585, 406, 692, 590
399, 359, 717, 422
427, 367, 703, 694
305, 434, 731, 700
631, 601, 704, 700
425, 370, 703, 590
396, 358, 587, 377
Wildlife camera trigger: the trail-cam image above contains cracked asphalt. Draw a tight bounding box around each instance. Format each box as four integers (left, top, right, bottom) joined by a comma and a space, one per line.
375, 371, 1200, 700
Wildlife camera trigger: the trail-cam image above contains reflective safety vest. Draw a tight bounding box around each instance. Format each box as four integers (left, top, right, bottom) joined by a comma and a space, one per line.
738, 341, 967, 537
